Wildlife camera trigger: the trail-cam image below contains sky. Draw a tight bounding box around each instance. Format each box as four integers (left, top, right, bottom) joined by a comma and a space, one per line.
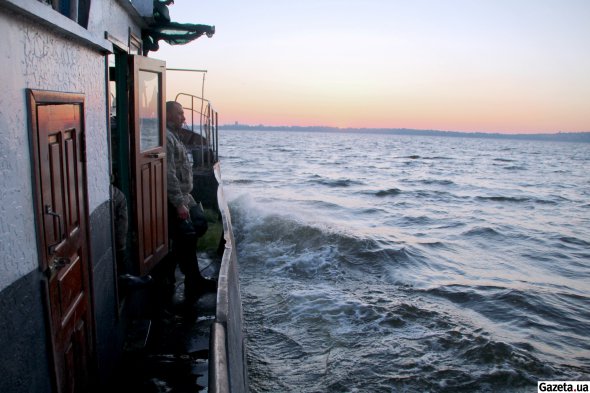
156, 1, 590, 134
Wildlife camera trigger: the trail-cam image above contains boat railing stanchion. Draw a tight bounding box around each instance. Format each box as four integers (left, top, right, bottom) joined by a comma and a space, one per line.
173, 90, 218, 168
214, 110, 219, 163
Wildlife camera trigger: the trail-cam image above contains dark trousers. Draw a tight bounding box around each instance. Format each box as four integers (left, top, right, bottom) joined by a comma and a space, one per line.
157, 204, 207, 304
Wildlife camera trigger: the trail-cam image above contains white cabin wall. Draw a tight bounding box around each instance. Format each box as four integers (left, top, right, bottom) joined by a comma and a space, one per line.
87, 0, 144, 47
0, 11, 38, 292
0, 8, 111, 291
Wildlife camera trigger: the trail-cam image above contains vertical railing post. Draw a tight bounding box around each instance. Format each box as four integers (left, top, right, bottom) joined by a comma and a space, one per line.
190, 95, 195, 133
215, 111, 219, 163
200, 97, 205, 167
205, 102, 209, 165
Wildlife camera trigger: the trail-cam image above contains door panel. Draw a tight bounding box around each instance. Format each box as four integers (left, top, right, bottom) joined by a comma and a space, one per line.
129, 55, 168, 275
141, 164, 153, 255
28, 90, 94, 393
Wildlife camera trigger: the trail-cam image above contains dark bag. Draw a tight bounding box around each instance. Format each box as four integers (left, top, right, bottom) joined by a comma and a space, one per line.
188, 202, 208, 238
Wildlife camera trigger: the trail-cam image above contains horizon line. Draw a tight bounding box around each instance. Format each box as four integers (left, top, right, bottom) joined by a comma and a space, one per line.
218, 123, 590, 136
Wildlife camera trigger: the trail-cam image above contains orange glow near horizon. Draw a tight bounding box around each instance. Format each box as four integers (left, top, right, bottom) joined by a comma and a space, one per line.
160, 1, 590, 135
167, 71, 590, 134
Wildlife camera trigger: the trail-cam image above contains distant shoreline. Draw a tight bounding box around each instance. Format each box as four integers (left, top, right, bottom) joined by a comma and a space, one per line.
219, 124, 590, 143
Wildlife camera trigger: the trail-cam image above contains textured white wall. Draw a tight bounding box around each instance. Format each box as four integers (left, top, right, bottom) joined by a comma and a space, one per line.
0, 10, 110, 291
88, 0, 143, 49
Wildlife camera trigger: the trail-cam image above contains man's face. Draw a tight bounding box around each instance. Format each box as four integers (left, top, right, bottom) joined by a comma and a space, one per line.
167, 103, 185, 131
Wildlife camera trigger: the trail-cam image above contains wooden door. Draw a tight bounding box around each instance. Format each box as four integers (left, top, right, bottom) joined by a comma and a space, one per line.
129, 55, 168, 275
28, 90, 94, 393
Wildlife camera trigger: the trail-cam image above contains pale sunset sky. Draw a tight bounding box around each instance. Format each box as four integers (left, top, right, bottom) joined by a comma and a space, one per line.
157, 1, 590, 134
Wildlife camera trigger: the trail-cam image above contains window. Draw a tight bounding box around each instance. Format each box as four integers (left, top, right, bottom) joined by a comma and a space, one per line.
138, 71, 162, 152
41, 0, 91, 28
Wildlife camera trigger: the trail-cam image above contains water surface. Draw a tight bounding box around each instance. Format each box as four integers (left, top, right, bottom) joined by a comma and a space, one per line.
219, 130, 590, 392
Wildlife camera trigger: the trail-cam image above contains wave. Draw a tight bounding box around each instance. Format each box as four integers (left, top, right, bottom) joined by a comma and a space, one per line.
394, 155, 454, 160
461, 226, 503, 238
227, 178, 256, 185
417, 240, 454, 250
401, 178, 456, 186
503, 165, 527, 171
247, 279, 588, 392
421, 179, 455, 186
374, 188, 402, 197
308, 177, 364, 188
474, 195, 560, 205
558, 236, 590, 248
398, 215, 437, 227
354, 207, 388, 215
230, 197, 441, 280
412, 189, 466, 201
306, 199, 345, 211
475, 196, 529, 203
419, 284, 590, 363
494, 158, 516, 162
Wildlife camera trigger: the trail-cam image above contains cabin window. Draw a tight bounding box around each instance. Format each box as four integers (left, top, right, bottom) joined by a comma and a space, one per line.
40, 0, 91, 28
138, 70, 162, 152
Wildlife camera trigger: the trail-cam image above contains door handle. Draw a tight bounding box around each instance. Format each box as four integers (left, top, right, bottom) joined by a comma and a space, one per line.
45, 204, 65, 255
148, 152, 166, 159
48, 257, 71, 275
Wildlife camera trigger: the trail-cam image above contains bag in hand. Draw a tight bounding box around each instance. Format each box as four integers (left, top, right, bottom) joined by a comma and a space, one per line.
186, 202, 208, 238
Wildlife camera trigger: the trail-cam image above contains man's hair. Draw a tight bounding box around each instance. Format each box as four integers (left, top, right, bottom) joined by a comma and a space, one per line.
166, 101, 181, 114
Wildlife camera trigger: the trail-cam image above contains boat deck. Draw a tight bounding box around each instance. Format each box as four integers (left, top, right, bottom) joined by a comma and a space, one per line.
107, 165, 247, 393
110, 255, 221, 392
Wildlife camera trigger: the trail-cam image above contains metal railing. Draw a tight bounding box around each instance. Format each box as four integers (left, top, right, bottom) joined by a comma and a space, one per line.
174, 92, 249, 391
175, 92, 219, 168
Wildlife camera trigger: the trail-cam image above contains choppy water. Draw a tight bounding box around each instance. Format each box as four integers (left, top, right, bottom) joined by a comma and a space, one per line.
218, 130, 590, 392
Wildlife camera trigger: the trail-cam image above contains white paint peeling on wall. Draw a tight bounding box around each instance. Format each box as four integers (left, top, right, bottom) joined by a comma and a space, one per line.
0, 11, 110, 291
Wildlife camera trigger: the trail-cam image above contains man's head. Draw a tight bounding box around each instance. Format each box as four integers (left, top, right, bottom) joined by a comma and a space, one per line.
166, 101, 185, 131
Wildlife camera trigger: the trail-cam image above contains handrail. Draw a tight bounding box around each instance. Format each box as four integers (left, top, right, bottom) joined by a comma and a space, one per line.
174, 92, 219, 168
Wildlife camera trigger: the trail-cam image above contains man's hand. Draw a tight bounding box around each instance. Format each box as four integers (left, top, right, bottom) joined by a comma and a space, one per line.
177, 204, 189, 220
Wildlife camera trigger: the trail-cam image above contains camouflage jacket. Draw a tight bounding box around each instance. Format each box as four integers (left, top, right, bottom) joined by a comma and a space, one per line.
166, 128, 196, 209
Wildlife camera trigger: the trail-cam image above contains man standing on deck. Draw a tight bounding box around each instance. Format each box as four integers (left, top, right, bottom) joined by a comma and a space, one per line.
161, 100, 216, 308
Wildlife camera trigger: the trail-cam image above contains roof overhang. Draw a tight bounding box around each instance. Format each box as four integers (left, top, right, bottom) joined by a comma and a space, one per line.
142, 0, 215, 54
